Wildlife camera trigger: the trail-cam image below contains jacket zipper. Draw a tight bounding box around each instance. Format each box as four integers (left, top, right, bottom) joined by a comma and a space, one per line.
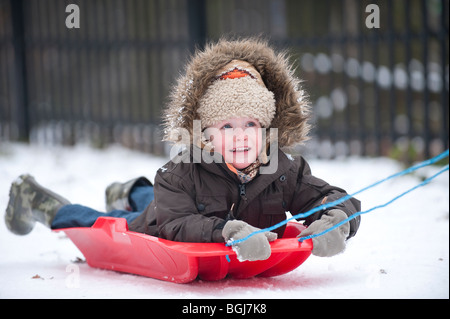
216, 163, 248, 218
234, 183, 248, 218
239, 183, 247, 198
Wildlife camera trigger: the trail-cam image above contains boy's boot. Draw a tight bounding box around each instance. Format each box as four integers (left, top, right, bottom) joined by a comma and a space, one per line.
5, 174, 71, 235
105, 176, 152, 212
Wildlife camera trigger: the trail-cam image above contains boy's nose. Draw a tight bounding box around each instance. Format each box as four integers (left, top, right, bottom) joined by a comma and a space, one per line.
233, 129, 248, 142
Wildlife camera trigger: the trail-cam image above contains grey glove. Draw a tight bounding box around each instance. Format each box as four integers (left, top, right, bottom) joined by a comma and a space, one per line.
298, 209, 350, 257
222, 220, 278, 262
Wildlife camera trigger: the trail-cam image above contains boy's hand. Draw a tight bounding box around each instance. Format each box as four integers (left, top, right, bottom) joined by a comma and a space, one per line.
298, 209, 350, 257
222, 220, 277, 262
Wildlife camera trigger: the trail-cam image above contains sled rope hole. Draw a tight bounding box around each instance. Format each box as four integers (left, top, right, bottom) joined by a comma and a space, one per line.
226, 149, 449, 251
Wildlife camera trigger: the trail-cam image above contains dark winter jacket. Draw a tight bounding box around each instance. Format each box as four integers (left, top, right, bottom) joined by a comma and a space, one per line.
128, 38, 360, 243
129, 146, 361, 243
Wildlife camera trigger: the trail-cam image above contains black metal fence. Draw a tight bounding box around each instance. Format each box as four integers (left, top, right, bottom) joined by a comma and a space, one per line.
0, 0, 448, 162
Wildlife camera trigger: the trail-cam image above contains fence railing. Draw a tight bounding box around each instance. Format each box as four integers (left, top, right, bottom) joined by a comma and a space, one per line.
0, 0, 448, 162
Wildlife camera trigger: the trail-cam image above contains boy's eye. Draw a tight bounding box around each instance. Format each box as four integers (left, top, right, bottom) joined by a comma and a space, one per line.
246, 121, 257, 127
221, 124, 232, 129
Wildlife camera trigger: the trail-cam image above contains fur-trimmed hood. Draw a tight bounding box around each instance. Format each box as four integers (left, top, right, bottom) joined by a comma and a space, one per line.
162, 37, 311, 149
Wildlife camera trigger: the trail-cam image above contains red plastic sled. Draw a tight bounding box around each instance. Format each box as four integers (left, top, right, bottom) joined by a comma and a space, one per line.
57, 217, 312, 283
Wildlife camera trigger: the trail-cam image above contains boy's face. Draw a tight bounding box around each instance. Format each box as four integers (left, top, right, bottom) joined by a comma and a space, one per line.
204, 117, 263, 170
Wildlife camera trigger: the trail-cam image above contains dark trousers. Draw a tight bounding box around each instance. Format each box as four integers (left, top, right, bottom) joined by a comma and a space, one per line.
51, 185, 154, 229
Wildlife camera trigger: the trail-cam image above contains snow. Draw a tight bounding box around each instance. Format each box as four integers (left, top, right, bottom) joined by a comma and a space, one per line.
0, 142, 448, 299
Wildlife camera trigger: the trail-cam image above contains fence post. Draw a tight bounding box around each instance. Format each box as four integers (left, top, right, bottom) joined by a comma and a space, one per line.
187, 0, 207, 52
10, 0, 30, 142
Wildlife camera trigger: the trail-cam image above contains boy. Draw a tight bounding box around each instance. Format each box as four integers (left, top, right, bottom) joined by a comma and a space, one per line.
5, 38, 360, 261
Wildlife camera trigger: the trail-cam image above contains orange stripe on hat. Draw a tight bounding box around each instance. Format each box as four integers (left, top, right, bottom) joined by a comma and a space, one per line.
219, 68, 256, 80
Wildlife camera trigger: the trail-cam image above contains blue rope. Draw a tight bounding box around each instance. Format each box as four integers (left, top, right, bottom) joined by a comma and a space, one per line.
298, 163, 449, 242
226, 149, 449, 248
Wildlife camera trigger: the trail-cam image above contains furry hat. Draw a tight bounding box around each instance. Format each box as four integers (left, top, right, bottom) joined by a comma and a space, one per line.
163, 37, 311, 149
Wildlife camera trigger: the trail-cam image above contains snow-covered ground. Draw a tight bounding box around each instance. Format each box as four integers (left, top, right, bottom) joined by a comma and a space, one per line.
0, 142, 448, 299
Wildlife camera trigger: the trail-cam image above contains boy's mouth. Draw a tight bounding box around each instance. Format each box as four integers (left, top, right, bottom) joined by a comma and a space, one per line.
230, 147, 251, 153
